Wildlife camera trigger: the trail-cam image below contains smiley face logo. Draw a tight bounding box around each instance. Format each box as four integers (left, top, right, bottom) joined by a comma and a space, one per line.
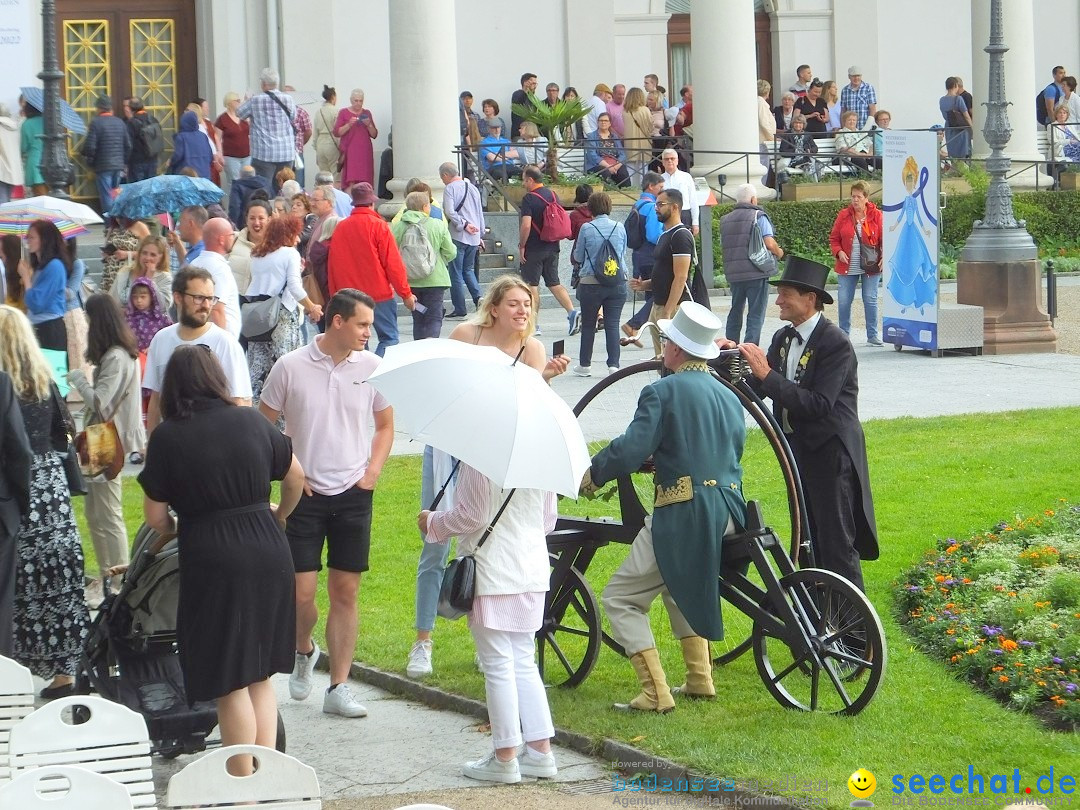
848, 769, 877, 800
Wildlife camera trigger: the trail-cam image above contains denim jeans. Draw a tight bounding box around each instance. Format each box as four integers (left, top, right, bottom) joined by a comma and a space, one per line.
725, 278, 770, 346
128, 160, 157, 182
576, 282, 627, 369
415, 445, 451, 632
448, 240, 482, 315
251, 158, 292, 193
372, 298, 399, 357
95, 170, 122, 217
411, 287, 446, 340
836, 272, 881, 341
627, 255, 654, 329
222, 155, 251, 197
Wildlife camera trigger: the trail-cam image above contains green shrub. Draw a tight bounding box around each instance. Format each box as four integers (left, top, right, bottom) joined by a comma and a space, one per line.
1041, 569, 1080, 609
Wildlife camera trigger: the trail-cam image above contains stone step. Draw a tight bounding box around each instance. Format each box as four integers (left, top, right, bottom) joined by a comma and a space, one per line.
478, 252, 511, 270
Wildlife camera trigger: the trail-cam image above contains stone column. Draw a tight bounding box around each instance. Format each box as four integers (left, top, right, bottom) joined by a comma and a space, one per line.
382, 0, 460, 210
689, 0, 765, 189
971, 0, 1039, 162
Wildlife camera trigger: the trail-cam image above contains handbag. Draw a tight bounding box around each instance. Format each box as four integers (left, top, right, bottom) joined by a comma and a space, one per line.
748, 213, 778, 275
240, 279, 288, 342
437, 489, 516, 621
50, 384, 87, 496
76, 421, 124, 480
856, 226, 880, 272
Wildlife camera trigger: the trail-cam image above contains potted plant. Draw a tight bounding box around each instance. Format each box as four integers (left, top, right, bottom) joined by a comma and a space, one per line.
511, 92, 591, 184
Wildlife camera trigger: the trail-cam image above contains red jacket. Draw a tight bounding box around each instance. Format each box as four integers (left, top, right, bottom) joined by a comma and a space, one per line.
829, 201, 883, 275
327, 206, 412, 302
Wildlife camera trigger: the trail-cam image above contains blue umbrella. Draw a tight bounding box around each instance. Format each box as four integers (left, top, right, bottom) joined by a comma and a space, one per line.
19, 87, 88, 135
108, 175, 225, 220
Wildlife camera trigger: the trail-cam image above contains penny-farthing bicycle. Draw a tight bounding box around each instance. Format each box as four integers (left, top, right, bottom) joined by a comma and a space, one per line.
538, 355, 887, 714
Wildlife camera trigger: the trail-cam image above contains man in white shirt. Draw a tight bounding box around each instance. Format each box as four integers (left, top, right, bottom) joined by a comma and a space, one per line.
660, 148, 699, 235
187, 217, 241, 338
259, 288, 394, 720
585, 83, 612, 137
143, 266, 252, 432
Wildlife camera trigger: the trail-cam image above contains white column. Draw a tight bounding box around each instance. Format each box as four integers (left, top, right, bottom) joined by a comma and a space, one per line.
384, 0, 460, 206
971, 0, 1039, 162
689, 0, 765, 186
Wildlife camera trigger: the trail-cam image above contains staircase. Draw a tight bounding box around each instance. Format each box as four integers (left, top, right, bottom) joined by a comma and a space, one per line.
476, 226, 516, 283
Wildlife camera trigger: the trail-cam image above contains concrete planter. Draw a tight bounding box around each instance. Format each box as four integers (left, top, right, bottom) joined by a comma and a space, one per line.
501, 183, 602, 208
780, 176, 971, 202
1059, 171, 1080, 190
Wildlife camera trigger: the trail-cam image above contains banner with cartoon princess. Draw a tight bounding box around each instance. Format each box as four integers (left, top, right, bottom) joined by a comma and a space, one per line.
881, 130, 940, 351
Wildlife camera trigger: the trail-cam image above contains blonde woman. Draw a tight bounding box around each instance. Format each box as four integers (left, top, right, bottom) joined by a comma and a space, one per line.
0, 305, 90, 698
312, 85, 341, 180
623, 87, 655, 181
645, 91, 665, 136
823, 80, 842, 131
757, 79, 777, 169
517, 121, 547, 170
110, 235, 173, 313
214, 91, 250, 196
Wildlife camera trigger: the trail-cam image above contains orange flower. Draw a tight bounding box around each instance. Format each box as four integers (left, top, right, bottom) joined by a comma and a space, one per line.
946, 629, 956, 635
945, 545, 959, 554
950, 655, 960, 663
1001, 639, 1018, 652
962, 577, 972, 584
935, 575, 946, 583
998, 675, 1009, 682
1037, 680, 1047, 687
991, 666, 1004, 672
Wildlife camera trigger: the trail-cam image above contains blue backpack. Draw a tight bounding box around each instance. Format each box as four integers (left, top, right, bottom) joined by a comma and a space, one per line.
624, 198, 650, 250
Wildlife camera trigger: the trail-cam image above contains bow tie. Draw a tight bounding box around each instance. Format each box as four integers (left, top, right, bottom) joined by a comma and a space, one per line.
783, 325, 804, 346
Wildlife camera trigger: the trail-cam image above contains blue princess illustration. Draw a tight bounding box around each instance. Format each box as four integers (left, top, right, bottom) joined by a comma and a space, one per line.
887, 156, 937, 311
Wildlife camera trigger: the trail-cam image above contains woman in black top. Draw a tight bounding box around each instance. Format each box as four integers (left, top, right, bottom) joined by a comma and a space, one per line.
139, 345, 305, 776
794, 79, 829, 135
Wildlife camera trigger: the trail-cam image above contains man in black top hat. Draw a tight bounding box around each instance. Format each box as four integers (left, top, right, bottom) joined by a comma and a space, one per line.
733, 256, 878, 591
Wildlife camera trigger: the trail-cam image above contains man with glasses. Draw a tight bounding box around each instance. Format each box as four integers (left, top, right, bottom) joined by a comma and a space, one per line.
659, 149, 698, 235
187, 217, 242, 338
143, 266, 252, 432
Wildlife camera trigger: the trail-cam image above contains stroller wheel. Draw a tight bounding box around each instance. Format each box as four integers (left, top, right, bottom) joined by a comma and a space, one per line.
275, 710, 286, 753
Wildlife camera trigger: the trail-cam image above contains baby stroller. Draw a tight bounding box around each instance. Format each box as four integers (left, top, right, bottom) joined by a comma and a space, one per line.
79, 523, 285, 758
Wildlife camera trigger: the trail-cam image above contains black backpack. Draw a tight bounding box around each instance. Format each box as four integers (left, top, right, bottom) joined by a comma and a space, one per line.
624, 198, 649, 251
584, 223, 626, 287
1036, 86, 1061, 126
139, 119, 165, 157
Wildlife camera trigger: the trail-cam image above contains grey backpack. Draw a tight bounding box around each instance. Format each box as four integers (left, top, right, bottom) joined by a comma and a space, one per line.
400, 221, 437, 281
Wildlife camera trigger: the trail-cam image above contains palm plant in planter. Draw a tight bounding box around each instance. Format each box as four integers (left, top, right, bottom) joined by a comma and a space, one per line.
510, 92, 592, 183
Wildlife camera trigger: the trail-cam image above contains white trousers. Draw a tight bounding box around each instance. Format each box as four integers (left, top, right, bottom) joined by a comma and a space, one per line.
601, 516, 695, 656
470, 624, 554, 750
84, 476, 130, 581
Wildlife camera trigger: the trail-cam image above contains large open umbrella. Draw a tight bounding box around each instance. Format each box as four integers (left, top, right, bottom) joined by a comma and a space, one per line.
108, 175, 224, 220
368, 340, 590, 498
0, 196, 102, 238
19, 87, 88, 136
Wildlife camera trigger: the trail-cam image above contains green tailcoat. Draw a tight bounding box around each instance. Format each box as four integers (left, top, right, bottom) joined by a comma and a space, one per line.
591, 366, 747, 639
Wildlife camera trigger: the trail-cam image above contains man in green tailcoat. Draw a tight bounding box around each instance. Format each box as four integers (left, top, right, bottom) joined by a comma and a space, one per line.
582, 302, 747, 713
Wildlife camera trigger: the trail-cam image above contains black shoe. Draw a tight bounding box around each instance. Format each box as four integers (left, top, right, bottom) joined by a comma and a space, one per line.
446, 311, 468, 320
40, 682, 76, 700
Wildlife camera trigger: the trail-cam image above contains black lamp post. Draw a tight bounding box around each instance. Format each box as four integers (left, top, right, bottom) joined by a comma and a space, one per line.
37, 0, 72, 198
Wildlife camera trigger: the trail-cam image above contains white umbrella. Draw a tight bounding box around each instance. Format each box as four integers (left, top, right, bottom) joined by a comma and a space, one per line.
0, 196, 103, 225
369, 339, 590, 499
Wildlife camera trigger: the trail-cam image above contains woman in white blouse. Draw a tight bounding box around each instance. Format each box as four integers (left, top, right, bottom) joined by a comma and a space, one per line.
244, 214, 322, 408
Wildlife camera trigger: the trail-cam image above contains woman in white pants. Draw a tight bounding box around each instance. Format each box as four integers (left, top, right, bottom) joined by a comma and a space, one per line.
66, 294, 145, 595
418, 462, 558, 784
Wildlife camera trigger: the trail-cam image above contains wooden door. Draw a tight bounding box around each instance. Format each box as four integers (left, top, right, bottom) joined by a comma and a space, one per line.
56, 0, 197, 202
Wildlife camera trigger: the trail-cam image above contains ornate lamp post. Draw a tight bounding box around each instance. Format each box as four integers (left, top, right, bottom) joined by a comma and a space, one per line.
956, 0, 1055, 354
37, 0, 72, 198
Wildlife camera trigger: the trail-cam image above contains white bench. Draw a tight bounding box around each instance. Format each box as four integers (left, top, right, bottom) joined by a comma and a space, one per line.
771, 137, 863, 182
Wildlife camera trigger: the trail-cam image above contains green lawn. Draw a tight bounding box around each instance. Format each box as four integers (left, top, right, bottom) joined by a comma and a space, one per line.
80, 408, 1080, 808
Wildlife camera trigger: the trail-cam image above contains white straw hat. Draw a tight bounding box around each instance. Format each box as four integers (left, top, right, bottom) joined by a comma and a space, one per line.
656, 301, 723, 360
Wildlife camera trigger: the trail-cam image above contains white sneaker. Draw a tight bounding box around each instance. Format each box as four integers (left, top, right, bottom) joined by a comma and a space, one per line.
518, 745, 558, 778
462, 751, 521, 784
289, 641, 320, 701
406, 639, 433, 679
607, 366, 620, 376
322, 683, 368, 718
572, 365, 592, 377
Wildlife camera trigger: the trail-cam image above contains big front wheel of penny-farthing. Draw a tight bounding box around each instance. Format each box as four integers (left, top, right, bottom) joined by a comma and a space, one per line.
752, 568, 887, 714
537, 555, 603, 687
568, 359, 809, 667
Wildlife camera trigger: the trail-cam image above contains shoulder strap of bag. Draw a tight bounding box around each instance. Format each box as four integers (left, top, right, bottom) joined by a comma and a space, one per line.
320, 107, 340, 147
476, 490, 516, 550
265, 90, 298, 133
455, 179, 476, 213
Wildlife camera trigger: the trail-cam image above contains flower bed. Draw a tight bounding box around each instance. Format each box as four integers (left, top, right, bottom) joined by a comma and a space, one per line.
895, 503, 1080, 731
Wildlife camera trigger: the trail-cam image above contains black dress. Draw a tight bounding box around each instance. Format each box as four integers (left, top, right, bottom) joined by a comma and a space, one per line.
137, 399, 295, 703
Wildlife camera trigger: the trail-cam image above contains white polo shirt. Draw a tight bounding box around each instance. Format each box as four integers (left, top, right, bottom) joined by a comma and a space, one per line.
260, 336, 390, 496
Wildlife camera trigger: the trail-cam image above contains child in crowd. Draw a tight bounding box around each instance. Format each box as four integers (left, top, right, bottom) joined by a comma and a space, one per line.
125, 277, 172, 461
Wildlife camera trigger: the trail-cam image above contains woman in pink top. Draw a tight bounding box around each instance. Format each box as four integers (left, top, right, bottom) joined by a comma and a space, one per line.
333, 89, 377, 188
418, 463, 559, 785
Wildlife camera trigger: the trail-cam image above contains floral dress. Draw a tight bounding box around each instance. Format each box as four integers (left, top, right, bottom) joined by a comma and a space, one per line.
101, 227, 143, 293
13, 395, 90, 680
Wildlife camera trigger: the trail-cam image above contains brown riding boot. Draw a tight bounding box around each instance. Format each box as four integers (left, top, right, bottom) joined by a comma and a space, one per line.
671, 636, 716, 700
613, 648, 676, 713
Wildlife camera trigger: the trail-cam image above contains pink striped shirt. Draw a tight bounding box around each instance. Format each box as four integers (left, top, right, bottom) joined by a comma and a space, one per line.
427, 463, 557, 632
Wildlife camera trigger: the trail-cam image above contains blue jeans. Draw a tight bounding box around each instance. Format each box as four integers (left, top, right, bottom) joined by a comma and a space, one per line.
415, 446, 451, 632
411, 287, 446, 340
627, 256, 654, 329
251, 158, 292, 193
836, 272, 881, 341
448, 240, 482, 315
95, 170, 122, 217
128, 160, 157, 182
372, 298, 399, 357
726, 278, 770, 346
576, 283, 626, 369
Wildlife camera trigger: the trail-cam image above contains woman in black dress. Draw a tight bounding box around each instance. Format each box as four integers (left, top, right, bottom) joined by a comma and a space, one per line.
0, 305, 89, 697
138, 345, 304, 776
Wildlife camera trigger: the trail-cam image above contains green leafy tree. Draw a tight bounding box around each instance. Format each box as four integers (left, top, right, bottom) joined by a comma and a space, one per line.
511, 92, 591, 183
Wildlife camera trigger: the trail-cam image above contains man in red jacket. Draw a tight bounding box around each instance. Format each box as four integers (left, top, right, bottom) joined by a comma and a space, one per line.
328, 182, 416, 356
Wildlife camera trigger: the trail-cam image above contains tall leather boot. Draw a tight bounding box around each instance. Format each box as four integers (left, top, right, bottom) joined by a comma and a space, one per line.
613, 648, 675, 713
671, 636, 716, 700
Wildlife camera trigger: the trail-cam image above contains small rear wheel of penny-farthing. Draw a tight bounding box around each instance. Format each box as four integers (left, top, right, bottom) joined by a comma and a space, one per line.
568, 358, 808, 668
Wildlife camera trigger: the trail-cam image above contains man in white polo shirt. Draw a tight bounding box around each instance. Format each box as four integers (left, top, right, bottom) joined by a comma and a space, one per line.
259, 288, 393, 719
143, 266, 252, 433
186, 217, 241, 338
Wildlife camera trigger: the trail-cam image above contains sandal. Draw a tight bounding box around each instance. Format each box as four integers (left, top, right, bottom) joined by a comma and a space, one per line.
620, 323, 644, 348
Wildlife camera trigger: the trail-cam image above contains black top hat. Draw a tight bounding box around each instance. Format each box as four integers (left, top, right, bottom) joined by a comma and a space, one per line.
769, 255, 834, 304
